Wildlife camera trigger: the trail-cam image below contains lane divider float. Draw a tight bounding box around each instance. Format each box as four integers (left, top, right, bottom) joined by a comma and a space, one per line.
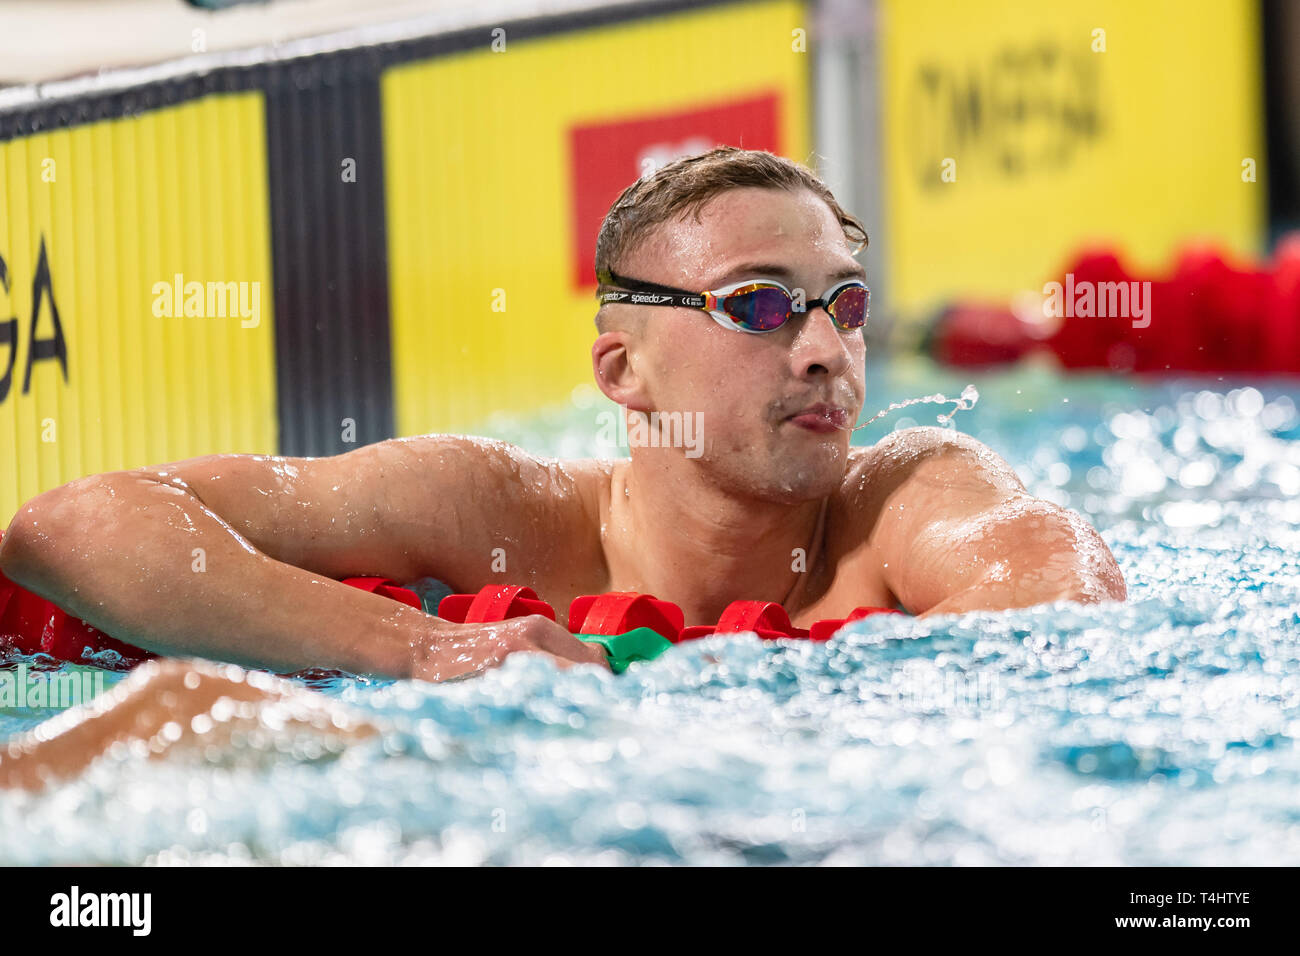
0, 530, 902, 673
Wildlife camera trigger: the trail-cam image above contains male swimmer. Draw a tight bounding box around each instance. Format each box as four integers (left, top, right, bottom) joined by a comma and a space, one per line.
0, 147, 1125, 693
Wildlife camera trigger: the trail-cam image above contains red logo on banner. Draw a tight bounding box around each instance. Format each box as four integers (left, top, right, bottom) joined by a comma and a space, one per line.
568, 93, 782, 290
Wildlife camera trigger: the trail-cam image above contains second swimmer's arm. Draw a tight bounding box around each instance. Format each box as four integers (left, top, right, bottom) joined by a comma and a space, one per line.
0, 658, 380, 792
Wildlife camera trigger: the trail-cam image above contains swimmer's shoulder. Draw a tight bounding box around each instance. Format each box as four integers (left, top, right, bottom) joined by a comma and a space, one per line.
383, 433, 598, 477
840, 427, 997, 501
847, 425, 990, 469
840, 427, 1024, 520
378, 434, 612, 518
547, 456, 618, 521
378, 437, 615, 572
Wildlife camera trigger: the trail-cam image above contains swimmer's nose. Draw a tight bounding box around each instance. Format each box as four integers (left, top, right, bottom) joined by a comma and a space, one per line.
790, 305, 853, 380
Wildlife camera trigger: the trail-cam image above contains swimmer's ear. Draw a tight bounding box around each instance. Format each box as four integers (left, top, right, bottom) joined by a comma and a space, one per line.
592, 330, 651, 412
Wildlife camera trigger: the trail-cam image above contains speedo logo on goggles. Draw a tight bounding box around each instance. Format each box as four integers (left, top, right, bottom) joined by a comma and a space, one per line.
595, 267, 868, 334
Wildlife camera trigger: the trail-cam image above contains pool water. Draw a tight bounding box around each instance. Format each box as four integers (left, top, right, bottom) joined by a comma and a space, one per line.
3, 356, 1299, 865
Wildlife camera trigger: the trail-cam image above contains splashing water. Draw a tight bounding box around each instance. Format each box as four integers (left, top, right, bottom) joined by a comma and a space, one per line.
844, 384, 980, 432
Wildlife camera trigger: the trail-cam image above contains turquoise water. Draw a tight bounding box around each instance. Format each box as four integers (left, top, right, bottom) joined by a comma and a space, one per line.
2, 356, 1299, 864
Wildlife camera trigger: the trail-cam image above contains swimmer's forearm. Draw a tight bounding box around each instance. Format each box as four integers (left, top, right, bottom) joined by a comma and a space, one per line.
0, 473, 431, 677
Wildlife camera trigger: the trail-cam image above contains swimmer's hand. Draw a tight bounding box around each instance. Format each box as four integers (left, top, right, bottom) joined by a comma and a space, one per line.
410, 615, 611, 682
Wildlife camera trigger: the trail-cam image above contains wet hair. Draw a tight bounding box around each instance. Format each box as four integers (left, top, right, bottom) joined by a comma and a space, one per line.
593, 146, 869, 330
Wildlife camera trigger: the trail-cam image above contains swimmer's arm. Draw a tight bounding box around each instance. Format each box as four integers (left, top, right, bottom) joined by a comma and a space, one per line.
867, 428, 1126, 617
0, 658, 378, 791
0, 437, 605, 677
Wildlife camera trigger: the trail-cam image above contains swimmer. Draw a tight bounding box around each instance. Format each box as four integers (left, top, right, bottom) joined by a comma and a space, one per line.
0, 147, 1126, 687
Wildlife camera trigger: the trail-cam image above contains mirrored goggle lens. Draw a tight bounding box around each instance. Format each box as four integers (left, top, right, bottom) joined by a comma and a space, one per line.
828, 285, 869, 330
721, 286, 793, 331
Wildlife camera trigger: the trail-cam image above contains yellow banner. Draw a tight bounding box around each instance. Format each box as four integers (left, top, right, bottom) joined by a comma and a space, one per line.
880, 0, 1265, 313
382, 0, 811, 436
0, 93, 277, 525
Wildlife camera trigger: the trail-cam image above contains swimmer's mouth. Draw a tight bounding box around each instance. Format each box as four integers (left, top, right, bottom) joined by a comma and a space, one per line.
784, 403, 850, 433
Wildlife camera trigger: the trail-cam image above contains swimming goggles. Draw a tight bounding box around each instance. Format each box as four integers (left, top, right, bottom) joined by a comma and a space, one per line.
595, 267, 870, 334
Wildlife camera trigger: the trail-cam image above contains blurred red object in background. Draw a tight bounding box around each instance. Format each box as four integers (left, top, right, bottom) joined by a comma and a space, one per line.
931, 236, 1300, 374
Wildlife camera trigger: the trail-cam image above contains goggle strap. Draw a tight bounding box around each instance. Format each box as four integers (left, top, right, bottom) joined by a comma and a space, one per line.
599, 291, 706, 308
